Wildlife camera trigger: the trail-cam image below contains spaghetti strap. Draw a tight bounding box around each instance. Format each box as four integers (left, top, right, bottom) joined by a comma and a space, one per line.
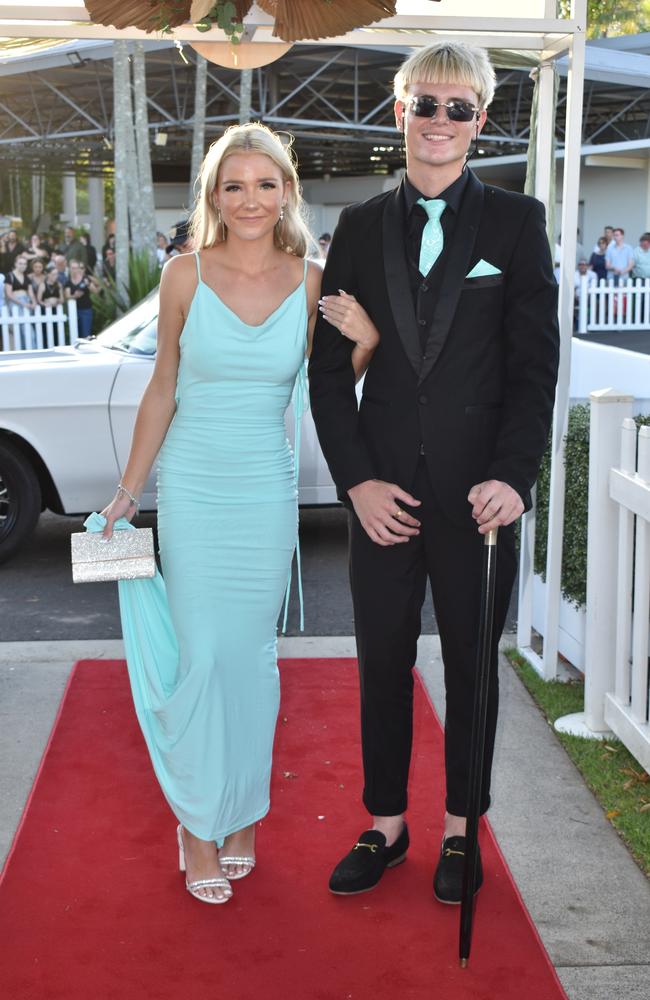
302, 257, 308, 279
194, 251, 201, 281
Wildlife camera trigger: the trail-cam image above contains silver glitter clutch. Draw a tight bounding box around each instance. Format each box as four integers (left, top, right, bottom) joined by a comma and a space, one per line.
70, 528, 156, 583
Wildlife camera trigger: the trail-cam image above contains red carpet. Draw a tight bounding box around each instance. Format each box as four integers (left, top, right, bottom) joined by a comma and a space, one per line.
0, 659, 566, 1000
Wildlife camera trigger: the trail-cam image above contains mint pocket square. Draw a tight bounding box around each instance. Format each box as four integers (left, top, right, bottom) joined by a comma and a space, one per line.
466, 259, 502, 278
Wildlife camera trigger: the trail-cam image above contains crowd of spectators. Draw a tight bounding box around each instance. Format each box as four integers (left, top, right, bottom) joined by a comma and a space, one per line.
0, 225, 111, 342
575, 226, 650, 289
0, 220, 193, 347
554, 226, 650, 289
568, 226, 650, 328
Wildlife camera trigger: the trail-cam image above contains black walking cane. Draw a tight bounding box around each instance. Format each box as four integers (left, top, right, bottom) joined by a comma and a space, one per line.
459, 526, 499, 968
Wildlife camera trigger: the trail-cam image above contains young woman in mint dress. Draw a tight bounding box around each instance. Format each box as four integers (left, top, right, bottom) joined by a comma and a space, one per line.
100, 124, 379, 904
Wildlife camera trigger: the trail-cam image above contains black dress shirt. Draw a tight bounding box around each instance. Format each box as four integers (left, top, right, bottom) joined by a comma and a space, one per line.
403, 169, 469, 354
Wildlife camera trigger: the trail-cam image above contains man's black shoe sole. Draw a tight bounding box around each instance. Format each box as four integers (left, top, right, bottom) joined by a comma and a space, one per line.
329, 852, 408, 895
433, 883, 481, 906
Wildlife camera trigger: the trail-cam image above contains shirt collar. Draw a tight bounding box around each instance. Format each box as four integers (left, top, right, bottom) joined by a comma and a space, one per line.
404, 168, 469, 217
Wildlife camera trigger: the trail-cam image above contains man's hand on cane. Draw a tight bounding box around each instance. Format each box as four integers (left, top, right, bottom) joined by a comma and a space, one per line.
348, 480, 421, 546
468, 480, 524, 535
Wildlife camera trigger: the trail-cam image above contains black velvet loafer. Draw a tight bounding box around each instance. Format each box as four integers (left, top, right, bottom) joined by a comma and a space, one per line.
328, 824, 409, 895
433, 835, 483, 905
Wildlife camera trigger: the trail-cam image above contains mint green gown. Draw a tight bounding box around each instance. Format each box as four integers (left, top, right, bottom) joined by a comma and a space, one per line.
110, 253, 308, 844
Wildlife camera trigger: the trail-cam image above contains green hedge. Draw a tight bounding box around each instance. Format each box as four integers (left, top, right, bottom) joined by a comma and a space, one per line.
91, 249, 161, 334
534, 405, 650, 609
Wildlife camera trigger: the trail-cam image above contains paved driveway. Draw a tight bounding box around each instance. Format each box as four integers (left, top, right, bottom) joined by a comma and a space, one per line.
2, 508, 517, 641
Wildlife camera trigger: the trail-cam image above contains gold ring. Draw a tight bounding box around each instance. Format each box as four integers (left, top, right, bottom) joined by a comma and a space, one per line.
395, 509, 403, 519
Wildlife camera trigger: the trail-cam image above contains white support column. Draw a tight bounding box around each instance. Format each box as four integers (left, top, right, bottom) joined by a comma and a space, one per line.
88, 176, 105, 252
540, 0, 586, 681
534, 61, 555, 209
556, 389, 633, 737
517, 45, 555, 656
62, 173, 77, 226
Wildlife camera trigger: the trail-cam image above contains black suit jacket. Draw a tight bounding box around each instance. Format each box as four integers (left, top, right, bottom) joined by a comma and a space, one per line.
308, 171, 560, 527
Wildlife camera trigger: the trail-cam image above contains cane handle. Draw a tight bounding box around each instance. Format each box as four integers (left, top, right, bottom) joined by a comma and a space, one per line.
484, 527, 498, 547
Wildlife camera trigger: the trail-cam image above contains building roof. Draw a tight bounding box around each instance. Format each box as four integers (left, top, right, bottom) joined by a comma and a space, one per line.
0, 17, 647, 180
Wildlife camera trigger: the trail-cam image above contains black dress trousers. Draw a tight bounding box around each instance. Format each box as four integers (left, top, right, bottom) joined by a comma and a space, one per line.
349, 458, 517, 818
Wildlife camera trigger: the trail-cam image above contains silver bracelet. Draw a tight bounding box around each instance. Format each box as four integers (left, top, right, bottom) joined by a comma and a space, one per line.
117, 483, 140, 509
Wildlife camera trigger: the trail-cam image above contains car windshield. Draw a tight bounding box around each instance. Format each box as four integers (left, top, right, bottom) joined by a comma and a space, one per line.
95, 290, 159, 356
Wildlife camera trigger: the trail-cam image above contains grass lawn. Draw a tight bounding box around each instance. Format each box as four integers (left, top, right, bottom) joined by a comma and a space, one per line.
506, 649, 650, 878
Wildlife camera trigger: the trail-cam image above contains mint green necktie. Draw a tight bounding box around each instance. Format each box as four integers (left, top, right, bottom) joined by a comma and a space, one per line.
417, 197, 446, 276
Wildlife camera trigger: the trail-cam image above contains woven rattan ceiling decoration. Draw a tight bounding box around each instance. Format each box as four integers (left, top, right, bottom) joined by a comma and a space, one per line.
81, 2, 436, 41
83, 1, 189, 32
255, 1, 398, 42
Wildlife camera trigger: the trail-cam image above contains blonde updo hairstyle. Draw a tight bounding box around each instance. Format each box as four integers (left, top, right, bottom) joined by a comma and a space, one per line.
189, 122, 313, 258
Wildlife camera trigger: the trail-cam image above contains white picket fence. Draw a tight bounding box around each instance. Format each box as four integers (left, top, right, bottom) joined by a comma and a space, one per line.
577, 277, 650, 333
0, 299, 78, 351
556, 390, 650, 773
606, 417, 650, 770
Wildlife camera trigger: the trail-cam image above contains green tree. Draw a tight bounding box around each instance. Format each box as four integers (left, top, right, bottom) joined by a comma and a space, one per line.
560, 0, 650, 37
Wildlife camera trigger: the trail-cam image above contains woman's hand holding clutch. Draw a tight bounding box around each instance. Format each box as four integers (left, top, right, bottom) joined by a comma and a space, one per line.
101, 484, 140, 540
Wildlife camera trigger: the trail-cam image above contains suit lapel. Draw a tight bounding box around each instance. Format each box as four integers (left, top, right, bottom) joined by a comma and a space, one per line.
382, 183, 422, 377
418, 171, 484, 385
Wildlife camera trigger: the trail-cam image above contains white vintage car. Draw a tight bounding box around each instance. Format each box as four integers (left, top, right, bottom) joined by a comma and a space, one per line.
0, 291, 337, 563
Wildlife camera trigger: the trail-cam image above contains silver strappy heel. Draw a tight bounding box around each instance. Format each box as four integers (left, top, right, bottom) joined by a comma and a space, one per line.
218, 854, 256, 880
177, 825, 232, 904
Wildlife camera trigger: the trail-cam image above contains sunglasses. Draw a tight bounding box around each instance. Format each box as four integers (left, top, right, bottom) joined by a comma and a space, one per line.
406, 96, 479, 123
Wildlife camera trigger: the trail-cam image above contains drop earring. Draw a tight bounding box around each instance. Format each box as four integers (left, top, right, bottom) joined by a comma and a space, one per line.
216, 206, 225, 241
275, 205, 287, 246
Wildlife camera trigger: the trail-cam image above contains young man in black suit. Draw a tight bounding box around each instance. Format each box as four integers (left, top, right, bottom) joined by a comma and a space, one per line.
309, 42, 559, 903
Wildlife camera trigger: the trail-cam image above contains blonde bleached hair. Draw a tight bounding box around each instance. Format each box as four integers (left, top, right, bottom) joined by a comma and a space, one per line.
189, 122, 313, 257
394, 42, 496, 110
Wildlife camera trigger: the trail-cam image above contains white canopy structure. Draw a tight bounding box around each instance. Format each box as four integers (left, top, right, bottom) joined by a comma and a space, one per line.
0, 0, 589, 681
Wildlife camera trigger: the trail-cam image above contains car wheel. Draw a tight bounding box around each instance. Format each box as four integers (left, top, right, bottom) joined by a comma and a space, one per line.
0, 439, 42, 564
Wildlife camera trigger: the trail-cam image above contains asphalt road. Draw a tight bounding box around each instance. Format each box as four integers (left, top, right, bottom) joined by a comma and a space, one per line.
1, 508, 516, 641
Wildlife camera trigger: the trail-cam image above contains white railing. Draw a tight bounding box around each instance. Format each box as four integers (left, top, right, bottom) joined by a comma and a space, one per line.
605, 419, 650, 771
577, 277, 650, 334
0, 299, 78, 352
555, 390, 650, 773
